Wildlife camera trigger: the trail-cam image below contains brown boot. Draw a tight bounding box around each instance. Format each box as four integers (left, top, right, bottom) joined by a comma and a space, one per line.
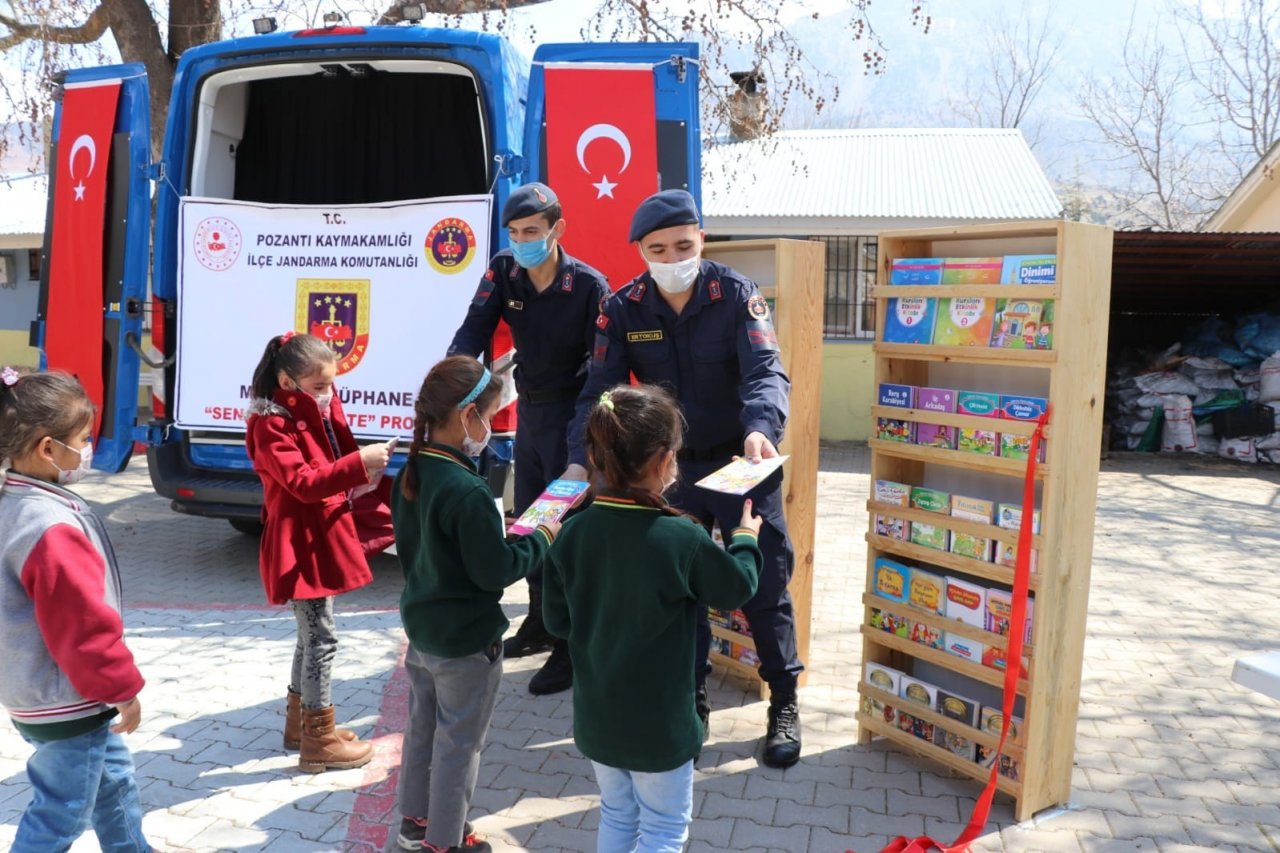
299, 706, 373, 773
284, 689, 357, 750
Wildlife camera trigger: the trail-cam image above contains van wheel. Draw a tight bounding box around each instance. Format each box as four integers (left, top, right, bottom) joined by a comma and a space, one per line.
229, 519, 264, 536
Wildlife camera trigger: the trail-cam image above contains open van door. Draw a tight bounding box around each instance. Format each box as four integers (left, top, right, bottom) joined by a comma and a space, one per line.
36, 64, 152, 473
522, 42, 701, 291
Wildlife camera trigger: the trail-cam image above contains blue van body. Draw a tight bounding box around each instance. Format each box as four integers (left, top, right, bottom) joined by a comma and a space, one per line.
39, 25, 700, 525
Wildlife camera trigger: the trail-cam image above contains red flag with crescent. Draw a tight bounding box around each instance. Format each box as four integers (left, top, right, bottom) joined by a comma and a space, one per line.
544, 65, 658, 291
44, 79, 122, 439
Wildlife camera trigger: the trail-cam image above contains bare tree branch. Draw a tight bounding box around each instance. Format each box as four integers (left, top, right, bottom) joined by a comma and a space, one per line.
0, 4, 110, 50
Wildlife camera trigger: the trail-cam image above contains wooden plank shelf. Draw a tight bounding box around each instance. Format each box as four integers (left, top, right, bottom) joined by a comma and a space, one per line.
870, 405, 1049, 439
874, 342, 1057, 366
870, 284, 1059, 300
857, 682, 1027, 759
866, 499, 1045, 550
868, 439, 1050, 480
860, 626, 1032, 695
856, 712, 1023, 798
866, 533, 1041, 592
861, 593, 1035, 670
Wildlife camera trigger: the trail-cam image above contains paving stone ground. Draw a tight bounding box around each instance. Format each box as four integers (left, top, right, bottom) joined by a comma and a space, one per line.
1, 445, 1278, 852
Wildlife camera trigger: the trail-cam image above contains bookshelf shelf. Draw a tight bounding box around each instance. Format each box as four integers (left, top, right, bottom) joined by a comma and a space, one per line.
861, 221, 1113, 822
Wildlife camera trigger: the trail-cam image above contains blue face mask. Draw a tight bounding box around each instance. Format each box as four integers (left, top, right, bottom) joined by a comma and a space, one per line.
510, 236, 552, 269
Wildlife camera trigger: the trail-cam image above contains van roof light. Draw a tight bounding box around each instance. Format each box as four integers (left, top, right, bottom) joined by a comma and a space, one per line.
401, 3, 426, 22
322, 11, 344, 26
252, 16, 277, 34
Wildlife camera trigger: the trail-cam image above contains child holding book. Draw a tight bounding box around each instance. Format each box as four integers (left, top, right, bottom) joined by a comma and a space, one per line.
543, 384, 762, 851
0, 368, 152, 852
392, 355, 558, 853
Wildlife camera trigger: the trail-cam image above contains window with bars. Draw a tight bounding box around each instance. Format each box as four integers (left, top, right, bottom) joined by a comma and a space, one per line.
814, 235, 877, 340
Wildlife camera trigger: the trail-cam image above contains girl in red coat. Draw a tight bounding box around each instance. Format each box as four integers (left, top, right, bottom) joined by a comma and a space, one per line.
245, 332, 393, 773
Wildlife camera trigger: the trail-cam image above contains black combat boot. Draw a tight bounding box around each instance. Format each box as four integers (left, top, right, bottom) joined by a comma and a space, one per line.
695, 684, 711, 744
762, 690, 801, 768
503, 588, 555, 658
528, 639, 573, 695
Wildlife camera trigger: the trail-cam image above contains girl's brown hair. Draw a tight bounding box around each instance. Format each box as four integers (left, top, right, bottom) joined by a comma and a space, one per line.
585, 383, 685, 514
0, 369, 97, 465
250, 333, 337, 401
400, 356, 504, 501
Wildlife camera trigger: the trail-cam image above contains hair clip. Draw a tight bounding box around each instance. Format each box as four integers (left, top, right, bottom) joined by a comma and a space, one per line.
599, 391, 615, 411
1, 366, 19, 387
280, 330, 296, 343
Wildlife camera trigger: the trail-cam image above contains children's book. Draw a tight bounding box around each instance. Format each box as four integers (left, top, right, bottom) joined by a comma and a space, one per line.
944, 576, 986, 663
872, 557, 911, 604
977, 707, 1023, 780
982, 590, 1033, 671
863, 663, 902, 726
882, 297, 938, 345
909, 487, 951, 551
957, 391, 1000, 455
915, 387, 957, 449
933, 298, 996, 348
508, 479, 589, 535
870, 607, 912, 639
909, 619, 943, 650
1000, 254, 1057, 285
898, 676, 938, 741
990, 298, 1055, 350
949, 494, 994, 562
934, 689, 981, 761
694, 455, 788, 495
995, 503, 1041, 572
908, 568, 946, 616
998, 395, 1049, 461
890, 258, 944, 285
942, 257, 1002, 284
876, 383, 917, 443
873, 480, 912, 541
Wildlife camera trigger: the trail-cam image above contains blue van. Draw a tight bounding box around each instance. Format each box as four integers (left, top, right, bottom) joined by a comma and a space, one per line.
35, 23, 700, 531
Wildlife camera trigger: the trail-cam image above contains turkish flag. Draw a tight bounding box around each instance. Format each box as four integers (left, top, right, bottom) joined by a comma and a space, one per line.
44, 80, 121, 440
544, 65, 658, 291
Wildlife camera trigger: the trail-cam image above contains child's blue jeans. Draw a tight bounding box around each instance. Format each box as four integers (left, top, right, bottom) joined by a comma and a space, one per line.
13, 720, 149, 853
591, 759, 694, 853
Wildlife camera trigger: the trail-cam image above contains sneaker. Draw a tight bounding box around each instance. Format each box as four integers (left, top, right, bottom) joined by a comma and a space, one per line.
695, 684, 711, 744
397, 817, 475, 851
762, 692, 802, 769
422, 837, 491, 853
528, 641, 573, 695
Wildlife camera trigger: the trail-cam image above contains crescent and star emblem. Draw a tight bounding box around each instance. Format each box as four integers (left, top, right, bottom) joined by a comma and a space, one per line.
68, 134, 97, 202
575, 123, 631, 199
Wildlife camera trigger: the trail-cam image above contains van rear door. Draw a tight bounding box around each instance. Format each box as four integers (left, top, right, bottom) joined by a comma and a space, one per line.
36, 64, 152, 473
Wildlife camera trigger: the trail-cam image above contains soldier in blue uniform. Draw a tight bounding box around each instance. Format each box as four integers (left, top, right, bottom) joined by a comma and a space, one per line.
568, 190, 804, 768
449, 182, 608, 696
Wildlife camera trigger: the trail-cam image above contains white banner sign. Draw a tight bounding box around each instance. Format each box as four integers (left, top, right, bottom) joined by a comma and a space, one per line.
176, 195, 491, 438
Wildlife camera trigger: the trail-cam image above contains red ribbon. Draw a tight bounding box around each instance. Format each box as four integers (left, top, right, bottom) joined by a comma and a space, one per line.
856, 407, 1049, 853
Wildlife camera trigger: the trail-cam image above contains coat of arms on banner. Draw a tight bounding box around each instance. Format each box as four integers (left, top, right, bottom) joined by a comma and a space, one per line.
425, 218, 478, 274
294, 279, 371, 374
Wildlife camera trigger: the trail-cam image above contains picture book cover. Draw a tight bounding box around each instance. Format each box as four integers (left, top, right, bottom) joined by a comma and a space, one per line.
941, 257, 1002, 284
914, 387, 957, 449
874, 480, 912, 541
994, 541, 1039, 573
863, 663, 902, 726
957, 391, 1000, 456
695, 455, 788, 495
910, 620, 944, 650
898, 676, 938, 741
982, 590, 1032, 671
870, 607, 911, 639
882, 297, 938, 345
990, 298, 1055, 350
890, 258, 944, 285
995, 502, 1041, 572
908, 568, 946, 616
950, 494, 994, 562
876, 382, 917, 443
998, 395, 1049, 461
909, 487, 950, 552
944, 576, 986, 663
873, 557, 911, 604
977, 708, 1023, 780
910, 487, 951, 514
933, 298, 996, 348
933, 689, 981, 762
509, 479, 589, 535
1000, 254, 1058, 284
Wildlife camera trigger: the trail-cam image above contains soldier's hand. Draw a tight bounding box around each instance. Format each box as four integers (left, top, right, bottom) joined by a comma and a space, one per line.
743, 431, 779, 463
739, 498, 764, 536
111, 696, 142, 734
560, 463, 590, 483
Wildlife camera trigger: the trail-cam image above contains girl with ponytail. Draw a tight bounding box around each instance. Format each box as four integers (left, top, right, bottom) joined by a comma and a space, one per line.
391, 355, 557, 853
541, 383, 763, 852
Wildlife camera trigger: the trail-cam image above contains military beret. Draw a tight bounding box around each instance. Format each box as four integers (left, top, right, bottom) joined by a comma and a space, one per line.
628, 189, 702, 242
502, 182, 559, 226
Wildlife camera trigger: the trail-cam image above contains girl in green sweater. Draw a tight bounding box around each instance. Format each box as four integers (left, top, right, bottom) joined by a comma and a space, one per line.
543, 384, 762, 853
392, 355, 558, 853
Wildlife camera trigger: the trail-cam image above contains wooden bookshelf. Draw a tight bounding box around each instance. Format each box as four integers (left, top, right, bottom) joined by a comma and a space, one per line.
860, 221, 1113, 822
702, 239, 824, 698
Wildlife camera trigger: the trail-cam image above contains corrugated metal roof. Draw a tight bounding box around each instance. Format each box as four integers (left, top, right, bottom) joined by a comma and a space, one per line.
0, 175, 48, 237
702, 128, 1062, 221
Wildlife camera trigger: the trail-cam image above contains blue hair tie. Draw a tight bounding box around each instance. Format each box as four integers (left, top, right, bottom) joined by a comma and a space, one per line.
457, 368, 491, 410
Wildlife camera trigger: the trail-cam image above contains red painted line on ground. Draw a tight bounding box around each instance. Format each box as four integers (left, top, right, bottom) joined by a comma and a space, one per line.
345, 641, 410, 851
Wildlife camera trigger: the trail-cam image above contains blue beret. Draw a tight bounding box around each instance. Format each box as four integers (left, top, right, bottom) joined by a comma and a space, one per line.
628, 189, 702, 242
502, 182, 559, 226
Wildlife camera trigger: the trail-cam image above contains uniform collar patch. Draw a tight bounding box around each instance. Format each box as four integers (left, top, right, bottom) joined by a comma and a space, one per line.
708, 279, 723, 302
560, 272, 574, 293
628, 281, 648, 302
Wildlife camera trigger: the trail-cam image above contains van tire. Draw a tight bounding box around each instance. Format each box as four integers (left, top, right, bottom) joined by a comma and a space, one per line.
229, 519, 264, 537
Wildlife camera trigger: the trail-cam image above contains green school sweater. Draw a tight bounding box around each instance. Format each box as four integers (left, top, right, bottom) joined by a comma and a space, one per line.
393, 444, 552, 658
543, 495, 762, 772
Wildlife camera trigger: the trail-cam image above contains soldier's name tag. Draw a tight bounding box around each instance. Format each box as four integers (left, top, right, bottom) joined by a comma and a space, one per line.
506, 299, 524, 311
627, 330, 664, 343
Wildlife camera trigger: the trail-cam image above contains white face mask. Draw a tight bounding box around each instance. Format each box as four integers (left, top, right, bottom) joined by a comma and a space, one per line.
461, 407, 491, 459
51, 438, 93, 486
312, 391, 334, 414
648, 255, 700, 294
